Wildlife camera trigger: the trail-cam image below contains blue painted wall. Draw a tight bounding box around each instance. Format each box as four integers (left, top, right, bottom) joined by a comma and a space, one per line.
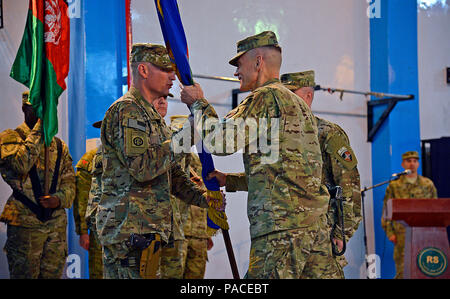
370, 0, 421, 279
67, 0, 128, 278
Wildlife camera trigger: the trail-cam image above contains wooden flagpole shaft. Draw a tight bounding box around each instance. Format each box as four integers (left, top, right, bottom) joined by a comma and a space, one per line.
222, 229, 240, 279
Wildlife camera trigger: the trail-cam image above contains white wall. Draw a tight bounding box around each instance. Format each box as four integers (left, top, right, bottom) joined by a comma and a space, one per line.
0, 1, 69, 278
418, 0, 450, 140
131, 0, 372, 278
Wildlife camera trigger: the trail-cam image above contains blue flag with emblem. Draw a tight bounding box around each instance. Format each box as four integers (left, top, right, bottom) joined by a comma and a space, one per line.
154, 0, 228, 235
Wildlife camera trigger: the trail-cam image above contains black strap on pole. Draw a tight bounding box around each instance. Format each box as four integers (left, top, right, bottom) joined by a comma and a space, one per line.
11, 134, 63, 222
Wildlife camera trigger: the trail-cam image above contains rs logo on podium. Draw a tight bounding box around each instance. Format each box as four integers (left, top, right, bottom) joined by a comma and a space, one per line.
417, 247, 448, 277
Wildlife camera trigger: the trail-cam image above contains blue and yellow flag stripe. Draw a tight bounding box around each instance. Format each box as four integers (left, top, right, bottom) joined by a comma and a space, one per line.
154, 0, 228, 234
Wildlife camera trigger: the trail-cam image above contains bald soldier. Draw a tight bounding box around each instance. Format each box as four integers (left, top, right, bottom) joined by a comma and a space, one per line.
181, 31, 332, 279
73, 120, 103, 279
281, 71, 362, 278
0, 91, 75, 278
381, 151, 437, 279
97, 44, 217, 279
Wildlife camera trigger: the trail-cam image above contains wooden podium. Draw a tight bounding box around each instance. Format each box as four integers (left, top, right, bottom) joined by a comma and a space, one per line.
385, 198, 450, 279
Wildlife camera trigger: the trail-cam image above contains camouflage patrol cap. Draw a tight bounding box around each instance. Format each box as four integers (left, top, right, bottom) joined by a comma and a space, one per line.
229, 31, 281, 67
402, 151, 419, 160
281, 70, 315, 91
22, 91, 32, 106
130, 43, 173, 71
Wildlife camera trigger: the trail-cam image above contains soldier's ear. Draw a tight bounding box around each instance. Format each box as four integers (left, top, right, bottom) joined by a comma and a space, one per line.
138, 63, 148, 79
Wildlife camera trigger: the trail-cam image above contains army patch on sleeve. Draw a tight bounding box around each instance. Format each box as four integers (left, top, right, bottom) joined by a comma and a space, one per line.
125, 127, 148, 156
335, 145, 357, 170
338, 147, 352, 162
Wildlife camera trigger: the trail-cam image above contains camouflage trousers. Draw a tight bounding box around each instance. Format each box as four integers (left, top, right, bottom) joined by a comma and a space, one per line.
88, 230, 103, 279
159, 237, 208, 279
245, 215, 340, 279
393, 231, 406, 279
160, 239, 184, 279
102, 234, 164, 279
103, 243, 146, 279
3, 225, 67, 279
181, 237, 208, 279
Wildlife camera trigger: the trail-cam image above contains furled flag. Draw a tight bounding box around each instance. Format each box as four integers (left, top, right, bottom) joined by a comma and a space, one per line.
10, 0, 70, 146
154, 0, 228, 235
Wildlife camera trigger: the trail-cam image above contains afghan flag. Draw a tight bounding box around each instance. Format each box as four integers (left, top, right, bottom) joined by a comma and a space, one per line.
10, 0, 70, 146
154, 0, 228, 234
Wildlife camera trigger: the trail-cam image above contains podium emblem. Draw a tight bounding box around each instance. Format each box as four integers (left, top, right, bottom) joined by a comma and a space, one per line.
417, 247, 448, 277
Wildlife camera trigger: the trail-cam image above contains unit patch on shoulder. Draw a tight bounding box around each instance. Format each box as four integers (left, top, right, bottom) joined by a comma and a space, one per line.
133, 136, 144, 147
338, 147, 352, 162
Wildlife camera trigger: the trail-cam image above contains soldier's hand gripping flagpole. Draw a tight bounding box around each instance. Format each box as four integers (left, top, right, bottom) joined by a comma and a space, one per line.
154, 0, 239, 278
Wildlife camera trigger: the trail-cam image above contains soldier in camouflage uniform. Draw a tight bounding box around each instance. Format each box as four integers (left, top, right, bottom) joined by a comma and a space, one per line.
0, 91, 75, 279
97, 44, 212, 279
180, 31, 332, 279
152, 97, 190, 279
381, 151, 437, 279
73, 121, 103, 279
165, 115, 212, 279
281, 70, 362, 278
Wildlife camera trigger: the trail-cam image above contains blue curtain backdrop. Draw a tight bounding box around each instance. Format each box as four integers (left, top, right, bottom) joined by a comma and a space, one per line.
67, 0, 128, 279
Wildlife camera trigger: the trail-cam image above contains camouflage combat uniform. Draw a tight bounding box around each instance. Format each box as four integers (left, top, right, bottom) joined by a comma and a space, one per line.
74, 147, 103, 279
179, 154, 210, 279
281, 70, 362, 279
160, 117, 210, 279
188, 31, 331, 279
316, 116, 361, 277
381, 164, 437, 279
0, 121, 75, 279
97, 44, 208, 279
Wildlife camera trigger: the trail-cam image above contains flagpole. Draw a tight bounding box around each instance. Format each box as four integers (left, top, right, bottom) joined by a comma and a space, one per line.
222, 229, 240, 279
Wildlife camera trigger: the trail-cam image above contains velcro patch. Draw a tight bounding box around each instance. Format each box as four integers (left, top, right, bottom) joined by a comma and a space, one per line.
127, 118, 147, 132
125, 128, 148, 156
338, 147, 352, 162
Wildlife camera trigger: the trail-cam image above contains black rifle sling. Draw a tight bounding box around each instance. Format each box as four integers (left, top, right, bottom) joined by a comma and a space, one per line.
43, 137, 63, 220
12, 128, 63, 222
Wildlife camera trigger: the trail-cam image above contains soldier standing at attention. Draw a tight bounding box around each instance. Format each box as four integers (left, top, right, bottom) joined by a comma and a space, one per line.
0, 91, 76, 279
97, 44, 214, 279
281, 70, 362, 278
180, 31, 332, 279
73, 120, 103, 279
381, 151, 437, 279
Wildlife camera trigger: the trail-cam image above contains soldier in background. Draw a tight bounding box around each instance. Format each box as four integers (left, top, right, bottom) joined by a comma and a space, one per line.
181, 31, 332, 278
73, 120, 103, 279
165, 115, 213, 279
97, 44, 214, 279
381, 151, 437, 279
148, 95, 188, 279
281, 70, 362, 278
0, 91, 75, 278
